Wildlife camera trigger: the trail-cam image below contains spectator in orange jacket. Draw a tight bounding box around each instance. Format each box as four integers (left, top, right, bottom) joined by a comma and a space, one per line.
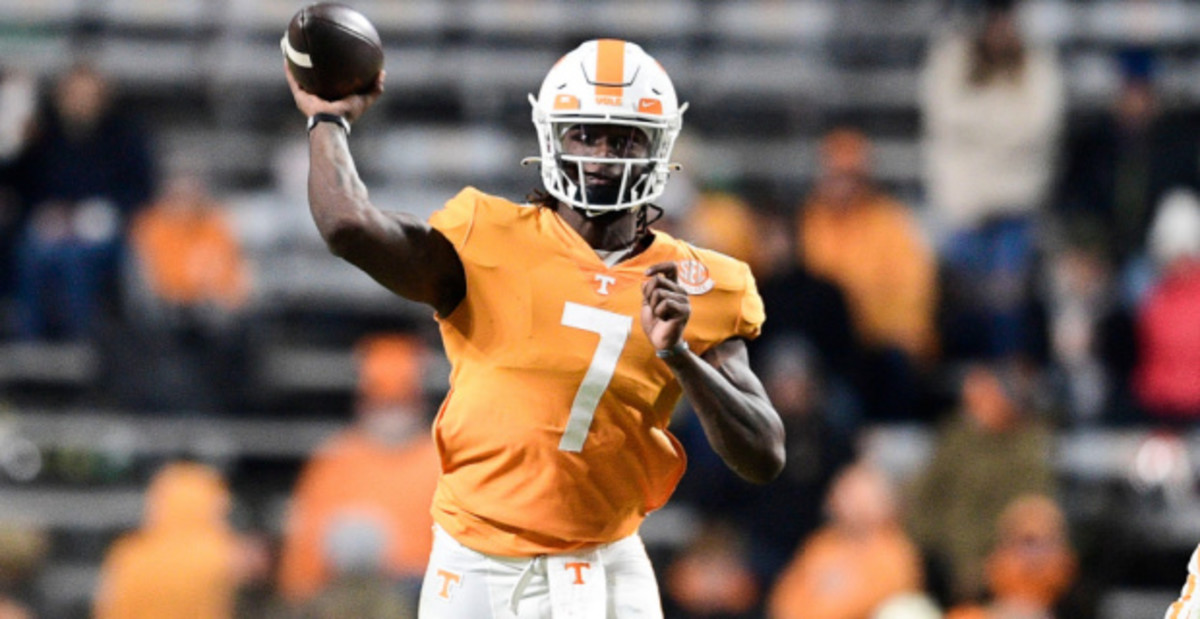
94, 462, 267, 619
798, 128, 938, 422
123, 169, 253, 413
128, 170, 249, 313
945, 494, 1077, 619
278, 333, 441, 609
768, 461, 924, 619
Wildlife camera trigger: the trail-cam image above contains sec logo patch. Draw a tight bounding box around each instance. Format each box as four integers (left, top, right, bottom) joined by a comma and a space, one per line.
676, 260, 714, 295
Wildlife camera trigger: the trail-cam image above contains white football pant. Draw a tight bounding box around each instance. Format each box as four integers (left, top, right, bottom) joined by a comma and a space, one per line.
418, 525, 663, 619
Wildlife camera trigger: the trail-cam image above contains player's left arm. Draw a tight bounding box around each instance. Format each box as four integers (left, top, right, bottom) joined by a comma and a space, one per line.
642, 262, 785, 485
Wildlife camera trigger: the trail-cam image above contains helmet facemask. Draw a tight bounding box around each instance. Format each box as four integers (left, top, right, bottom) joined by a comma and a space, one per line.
553, 122, 659, 215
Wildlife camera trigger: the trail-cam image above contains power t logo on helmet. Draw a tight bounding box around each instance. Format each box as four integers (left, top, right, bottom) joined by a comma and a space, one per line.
528, 39, 687, 216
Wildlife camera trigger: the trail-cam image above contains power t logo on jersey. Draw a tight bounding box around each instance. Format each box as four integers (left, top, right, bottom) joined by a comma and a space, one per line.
594, 274, 617, 295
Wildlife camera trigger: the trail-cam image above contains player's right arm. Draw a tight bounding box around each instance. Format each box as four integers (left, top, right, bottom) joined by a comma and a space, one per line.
284, 62, 466, 316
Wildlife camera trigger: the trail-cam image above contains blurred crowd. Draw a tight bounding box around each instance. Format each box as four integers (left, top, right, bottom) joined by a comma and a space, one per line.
1, 0, 1199, 617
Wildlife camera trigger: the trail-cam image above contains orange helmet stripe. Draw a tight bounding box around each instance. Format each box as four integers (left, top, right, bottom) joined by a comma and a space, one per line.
595, 39, 625, 99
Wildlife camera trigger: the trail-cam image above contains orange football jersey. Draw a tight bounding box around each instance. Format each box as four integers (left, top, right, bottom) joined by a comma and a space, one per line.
427, 187, 764, 557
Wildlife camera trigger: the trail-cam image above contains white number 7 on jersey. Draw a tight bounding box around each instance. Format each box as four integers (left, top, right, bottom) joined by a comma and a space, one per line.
558, 302, 633, 452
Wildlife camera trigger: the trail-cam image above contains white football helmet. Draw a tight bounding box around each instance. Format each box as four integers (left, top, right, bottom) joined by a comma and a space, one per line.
528, 39, 686, 216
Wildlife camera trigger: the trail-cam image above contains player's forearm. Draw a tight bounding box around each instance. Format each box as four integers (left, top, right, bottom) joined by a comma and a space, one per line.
307, 123, 373, 254
664, 351, 785, 484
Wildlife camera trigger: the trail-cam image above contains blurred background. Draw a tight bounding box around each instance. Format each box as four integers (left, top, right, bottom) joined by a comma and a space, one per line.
0, 0, 1199, 617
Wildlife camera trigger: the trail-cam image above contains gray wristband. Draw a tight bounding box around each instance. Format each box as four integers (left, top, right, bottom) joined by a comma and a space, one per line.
655, 340, 690, 359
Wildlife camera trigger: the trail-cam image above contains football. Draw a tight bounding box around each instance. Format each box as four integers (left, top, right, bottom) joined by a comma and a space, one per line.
282, 2, 384, 101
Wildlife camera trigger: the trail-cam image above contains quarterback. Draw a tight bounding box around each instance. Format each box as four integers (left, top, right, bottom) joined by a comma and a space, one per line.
285, 39, 785, 618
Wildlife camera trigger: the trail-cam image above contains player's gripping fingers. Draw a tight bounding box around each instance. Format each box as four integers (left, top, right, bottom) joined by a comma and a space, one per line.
356, 70, 386, 112
648, 284, 685, 311
644, 277, 678, 311
643, 269, 684, 300
646, 286, 661, 313
641, 275, 666, 305
654, 296, 690, 322
644, 283, 661, 307
284, 59, 385, 123
644, 261, 679, 282
329, 69, 386, 122
285, 59, 335, 116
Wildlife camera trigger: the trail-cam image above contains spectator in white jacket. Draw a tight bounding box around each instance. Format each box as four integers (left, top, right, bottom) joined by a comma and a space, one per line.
921, 0, 1065, 361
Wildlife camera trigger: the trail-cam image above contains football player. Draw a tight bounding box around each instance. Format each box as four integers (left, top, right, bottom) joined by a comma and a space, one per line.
285, 39, 785, 618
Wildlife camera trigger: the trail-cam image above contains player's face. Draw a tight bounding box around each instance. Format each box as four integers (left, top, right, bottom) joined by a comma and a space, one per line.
559, 124, 652, 207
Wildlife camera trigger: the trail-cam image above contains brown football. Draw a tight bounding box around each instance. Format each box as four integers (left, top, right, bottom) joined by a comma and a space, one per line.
282, 2, 384, 101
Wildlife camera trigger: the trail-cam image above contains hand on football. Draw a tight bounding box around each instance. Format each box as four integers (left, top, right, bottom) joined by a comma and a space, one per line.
641, 261, 691, 353
284, 60, 384, 123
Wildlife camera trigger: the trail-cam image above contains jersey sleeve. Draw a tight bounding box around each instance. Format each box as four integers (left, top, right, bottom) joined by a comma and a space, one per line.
735, 263, 765, 340
427, 187, 482, 251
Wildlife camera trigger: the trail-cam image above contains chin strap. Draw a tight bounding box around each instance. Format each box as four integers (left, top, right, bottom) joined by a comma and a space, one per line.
638, 203, 664, 234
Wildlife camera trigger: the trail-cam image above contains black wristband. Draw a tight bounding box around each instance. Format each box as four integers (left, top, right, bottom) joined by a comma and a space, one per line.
307, 113, 350, 135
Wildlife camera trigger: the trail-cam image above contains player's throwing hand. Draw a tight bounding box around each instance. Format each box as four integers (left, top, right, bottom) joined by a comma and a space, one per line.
283, 59, 384, 123
641, 261, 691, 354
